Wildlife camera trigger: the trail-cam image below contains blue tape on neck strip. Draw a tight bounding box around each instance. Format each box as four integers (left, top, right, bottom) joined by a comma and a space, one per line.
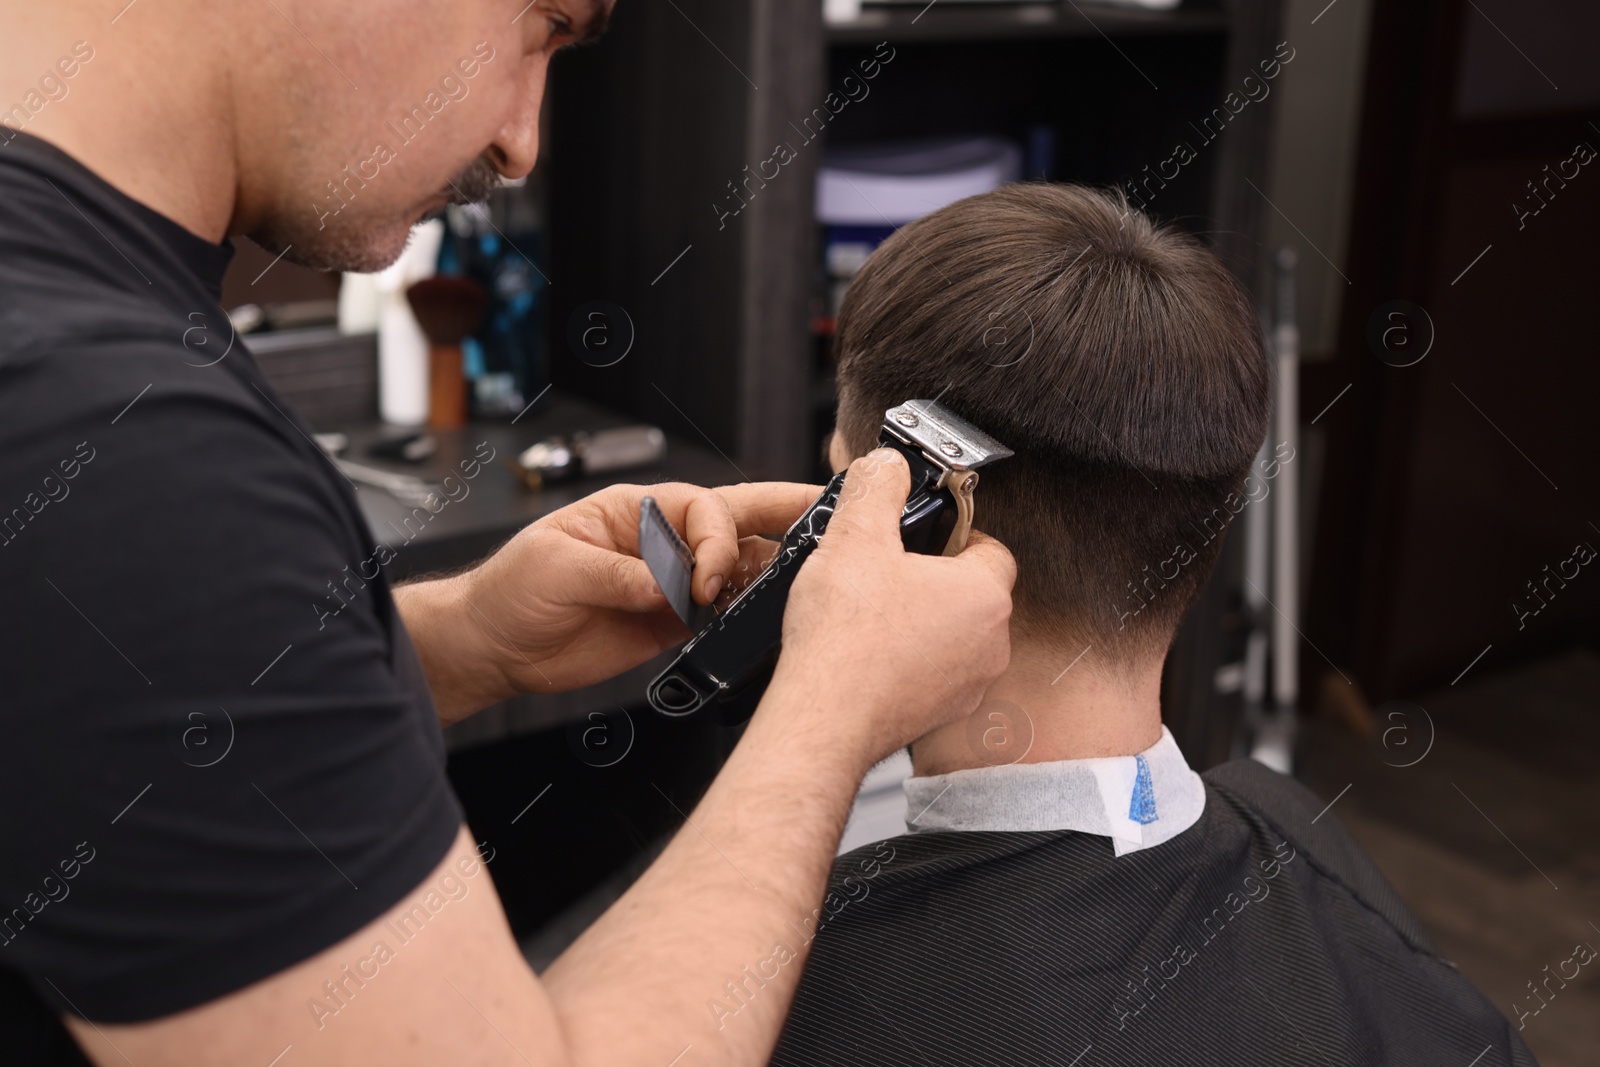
1129, 754, 1159, 825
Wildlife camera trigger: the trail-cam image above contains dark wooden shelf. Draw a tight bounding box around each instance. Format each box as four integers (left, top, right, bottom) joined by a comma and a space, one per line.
826, 2, 1229, 46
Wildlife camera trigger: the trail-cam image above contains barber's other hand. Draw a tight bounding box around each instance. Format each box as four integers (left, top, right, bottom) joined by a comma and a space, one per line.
769, 448, 1016, 767
425, 480, 816, 713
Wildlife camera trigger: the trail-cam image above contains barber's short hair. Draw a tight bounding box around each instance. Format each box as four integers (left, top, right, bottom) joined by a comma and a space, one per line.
833, 182, 1270, 659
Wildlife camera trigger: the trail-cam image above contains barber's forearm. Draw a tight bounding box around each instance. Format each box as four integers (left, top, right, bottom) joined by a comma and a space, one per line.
541, 670, 872, 1067
392, 573, 512, 726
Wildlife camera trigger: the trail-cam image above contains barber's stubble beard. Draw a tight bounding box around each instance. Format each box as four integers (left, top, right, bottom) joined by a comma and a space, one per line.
255, 154, 504, 274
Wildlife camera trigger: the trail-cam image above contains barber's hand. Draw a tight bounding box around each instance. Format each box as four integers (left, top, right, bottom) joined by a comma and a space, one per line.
767, 448, 1016, 766
451, 480, 816, 700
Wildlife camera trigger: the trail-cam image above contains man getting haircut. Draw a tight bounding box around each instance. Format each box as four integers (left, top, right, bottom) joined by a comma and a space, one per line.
769, 183, 1534, 1066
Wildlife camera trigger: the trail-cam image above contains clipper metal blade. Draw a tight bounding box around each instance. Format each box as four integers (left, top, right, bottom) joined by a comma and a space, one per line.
881, 399, 1013, 471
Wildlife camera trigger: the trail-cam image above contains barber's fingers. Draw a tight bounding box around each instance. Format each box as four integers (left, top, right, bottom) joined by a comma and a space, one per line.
715, 481, 824, 538
577, 482, 734, 604
550, 481, 686, 551
679, 490, 742, 603
949, 529, 1018, 592
549, 533, 666, 613
724, 534, 782, 601
612, 481, 821, 603
824, 448, 910, 550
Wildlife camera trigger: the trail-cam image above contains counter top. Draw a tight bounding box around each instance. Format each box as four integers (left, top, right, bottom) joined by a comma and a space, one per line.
334, 389, 744, 583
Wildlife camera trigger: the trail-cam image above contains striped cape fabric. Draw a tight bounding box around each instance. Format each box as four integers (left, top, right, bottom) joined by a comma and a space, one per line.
771, 760, 1537, 1066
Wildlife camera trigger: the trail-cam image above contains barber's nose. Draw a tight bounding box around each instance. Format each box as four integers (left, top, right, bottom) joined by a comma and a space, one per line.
488, 66, 547, 180
489, 121, 540, 181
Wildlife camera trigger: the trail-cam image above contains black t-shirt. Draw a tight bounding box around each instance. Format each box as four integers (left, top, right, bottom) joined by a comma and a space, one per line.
773, 760, 1537, 1066
0, 133, 463, 1057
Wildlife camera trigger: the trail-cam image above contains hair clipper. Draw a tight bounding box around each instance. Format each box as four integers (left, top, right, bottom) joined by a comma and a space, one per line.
641, 399, 1012, 724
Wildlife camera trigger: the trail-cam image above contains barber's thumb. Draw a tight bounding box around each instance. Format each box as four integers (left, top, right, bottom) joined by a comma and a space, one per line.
827, 448, 910, 546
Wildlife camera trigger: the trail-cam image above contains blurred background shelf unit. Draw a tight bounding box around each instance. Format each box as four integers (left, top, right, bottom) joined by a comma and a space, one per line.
547, 0, 1284, 485
545, 0, 824, 485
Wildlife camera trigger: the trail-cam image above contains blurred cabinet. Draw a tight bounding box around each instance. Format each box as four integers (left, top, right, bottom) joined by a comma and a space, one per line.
1308, 0, 1600, 700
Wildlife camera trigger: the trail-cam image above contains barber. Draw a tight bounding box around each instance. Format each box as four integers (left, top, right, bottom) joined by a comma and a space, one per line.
0, 2, 1013, 1065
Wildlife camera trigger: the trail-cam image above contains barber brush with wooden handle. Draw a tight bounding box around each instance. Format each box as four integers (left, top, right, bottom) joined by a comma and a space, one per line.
406, 275, 486, 429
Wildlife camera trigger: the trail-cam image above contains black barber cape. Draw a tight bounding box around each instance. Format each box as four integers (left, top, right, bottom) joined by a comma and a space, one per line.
773, 760, 1537, 1066
0, 133, 462, 1061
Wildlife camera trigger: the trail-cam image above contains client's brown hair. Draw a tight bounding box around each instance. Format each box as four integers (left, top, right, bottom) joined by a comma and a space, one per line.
833, 182, 1270, 660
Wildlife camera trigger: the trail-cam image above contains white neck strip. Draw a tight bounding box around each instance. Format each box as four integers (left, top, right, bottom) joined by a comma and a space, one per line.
902, 725, 1206, 856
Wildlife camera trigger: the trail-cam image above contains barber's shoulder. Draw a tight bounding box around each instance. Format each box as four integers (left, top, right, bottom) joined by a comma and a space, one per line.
0, 318, 324, 480
1, 305, 268, 423
0, 264, 205, 361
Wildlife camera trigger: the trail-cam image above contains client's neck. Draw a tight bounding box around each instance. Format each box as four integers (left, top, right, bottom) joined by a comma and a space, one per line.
909, 639, 1165, 776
